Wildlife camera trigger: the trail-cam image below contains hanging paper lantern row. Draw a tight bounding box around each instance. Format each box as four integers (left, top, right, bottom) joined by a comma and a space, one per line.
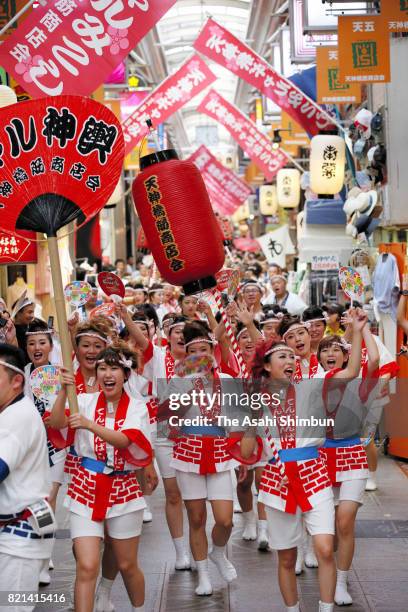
310, 135, 346, 196
0, 95, 124, 237
136, 225, 150, 254
276, 169, 301, 209
132, 150, 225, 294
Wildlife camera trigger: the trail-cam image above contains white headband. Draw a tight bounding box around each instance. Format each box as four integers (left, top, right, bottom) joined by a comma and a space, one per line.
148, 288, 163, 294
265, 345, 295, 357
14, 299, 34, 315
271, 274, 287, 282
96, 354, 133, 369
261, 313, 284, 325
323, 340, 351, 351
185, 336, 216, 348
168, 321, 185, 331
0, 359, 24, 376
241, 282, 262, 292
26, 330, 53, 336
282, 323, 308, 341
76, 332, 108, 344
236, 327, 249, 340
304, 317, 327, 328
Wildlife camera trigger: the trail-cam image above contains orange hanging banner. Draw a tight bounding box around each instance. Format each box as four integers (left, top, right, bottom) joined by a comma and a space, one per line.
316, 46, 361, 104
338, 15, 391, 84
381, 0, 408, 33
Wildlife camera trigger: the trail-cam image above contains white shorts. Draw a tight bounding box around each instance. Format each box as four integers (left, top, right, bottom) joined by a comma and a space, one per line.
70, 509, 144, 540
176, 470, 234, 501
155, 441, 176, 479
50, 459, 65, 484
0, 554, 42, 612
333, 478, 367, 506
265, 498, 335, 550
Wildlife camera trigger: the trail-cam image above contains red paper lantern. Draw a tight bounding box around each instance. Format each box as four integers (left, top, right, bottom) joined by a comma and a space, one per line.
132, 150, 225, 294
136, 226, 150, 254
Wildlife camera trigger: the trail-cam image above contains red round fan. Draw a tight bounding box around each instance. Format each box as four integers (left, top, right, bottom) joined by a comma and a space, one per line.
98, 272, 125, 299
0, 95, 124, 413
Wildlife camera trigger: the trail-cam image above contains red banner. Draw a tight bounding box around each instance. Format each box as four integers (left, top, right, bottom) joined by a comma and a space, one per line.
0, 230, 37, 264
1, 0, 177, 98
198, 90, 288, 181
122, 55, 216, 155
194, 18, 334, 136
188, 145, 251, 215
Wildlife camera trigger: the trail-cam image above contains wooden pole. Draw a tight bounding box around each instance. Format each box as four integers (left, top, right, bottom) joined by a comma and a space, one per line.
47, 236, 79, 414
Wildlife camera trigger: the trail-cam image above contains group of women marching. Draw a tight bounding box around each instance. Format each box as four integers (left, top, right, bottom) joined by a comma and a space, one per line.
0, 272, 398, 612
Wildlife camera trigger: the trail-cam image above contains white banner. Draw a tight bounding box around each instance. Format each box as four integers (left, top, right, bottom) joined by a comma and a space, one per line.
257, 225, 295, 268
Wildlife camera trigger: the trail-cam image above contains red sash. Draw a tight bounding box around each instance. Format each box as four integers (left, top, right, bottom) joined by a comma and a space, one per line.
164, 349, 175, 381
294, 353, 319, 382
91, 391, 130, 521
273, 384, 297, 449
192, 371, 222, 421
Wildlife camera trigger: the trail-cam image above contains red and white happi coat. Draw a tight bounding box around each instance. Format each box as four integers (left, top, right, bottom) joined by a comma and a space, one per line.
63, 369, 94, 479
168, 372, 239, 475
64, 391, 152, 521
319, 371, 372, 486
258, 381, 332, 514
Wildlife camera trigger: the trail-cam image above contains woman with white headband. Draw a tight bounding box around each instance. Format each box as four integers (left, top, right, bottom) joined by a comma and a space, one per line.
240, 317, 364, 612
302, 306, 328, 354
317, 310, 380, 607
121, 308, 192, 571
160, 321, 245, 597
47, 344, 156, 612
24, 319, 65, 587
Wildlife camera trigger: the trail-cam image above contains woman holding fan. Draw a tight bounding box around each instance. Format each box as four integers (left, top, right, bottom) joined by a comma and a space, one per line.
47, 344, 156, 612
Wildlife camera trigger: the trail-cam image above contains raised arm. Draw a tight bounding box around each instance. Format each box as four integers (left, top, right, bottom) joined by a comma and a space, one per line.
333, 309, 365, 380
117, 302, 149, 351
362, 324, 380, 377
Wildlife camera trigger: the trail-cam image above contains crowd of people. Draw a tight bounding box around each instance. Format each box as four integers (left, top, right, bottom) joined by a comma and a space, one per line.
0, 251, 401, 612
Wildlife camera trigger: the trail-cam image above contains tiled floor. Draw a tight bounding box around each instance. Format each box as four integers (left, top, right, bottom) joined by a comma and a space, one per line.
36, 454, 408, 611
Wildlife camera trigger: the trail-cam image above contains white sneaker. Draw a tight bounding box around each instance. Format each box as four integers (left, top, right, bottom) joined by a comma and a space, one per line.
365, 477, 377, 491
209, 550, 237, 583
233, 502, 242, 513
257, 528, 269, 551
39, 559, 51, 586
95, 587, 115, 612
295, 547, 304, 575
305, 550, 319, 568
48, 558, 54, 570
175, 553, 191, 570
143, 507, 153, 523
335, 584, 353, 606
242, 521, 257, 541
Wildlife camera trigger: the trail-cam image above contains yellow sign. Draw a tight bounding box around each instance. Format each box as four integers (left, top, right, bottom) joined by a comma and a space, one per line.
382, 0, 408, 33
338, 15, 391, 83
316, 46, 361, 104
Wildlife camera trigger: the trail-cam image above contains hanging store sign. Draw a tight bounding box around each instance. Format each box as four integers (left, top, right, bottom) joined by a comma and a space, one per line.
311, 254, 339, 271
0, 0, 177, 97
194, 18, 334, 136
382, 0, 408, 33
316, 46, 361, 104
338, 15, 391, 83
122, 55, 216, 155
197, 89, 289, 182
0, 230, 37, 263
188, 145, 251, 214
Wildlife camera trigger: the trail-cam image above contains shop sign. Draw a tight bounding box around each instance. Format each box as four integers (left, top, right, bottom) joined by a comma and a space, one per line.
382, 0, 408, 33
316, 46, 361, 104
198, 89, 289, 181
0, 230, 37, 263
338, 15, 391, 83
311, 254, 339, 271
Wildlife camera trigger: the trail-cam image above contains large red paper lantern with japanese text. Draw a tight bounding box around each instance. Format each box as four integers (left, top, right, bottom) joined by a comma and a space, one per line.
132, 150, 225, 294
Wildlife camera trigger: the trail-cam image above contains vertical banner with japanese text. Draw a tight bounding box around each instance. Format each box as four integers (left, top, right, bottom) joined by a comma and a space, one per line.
0, 0, 177, 97
382, 0, 408, 33
338, 16, 391, 84
194, 18, 334, 136
316, 46, 361, 104
122, 55, 216, 155
197, 89, 289, 181
188, 145, 251, 215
